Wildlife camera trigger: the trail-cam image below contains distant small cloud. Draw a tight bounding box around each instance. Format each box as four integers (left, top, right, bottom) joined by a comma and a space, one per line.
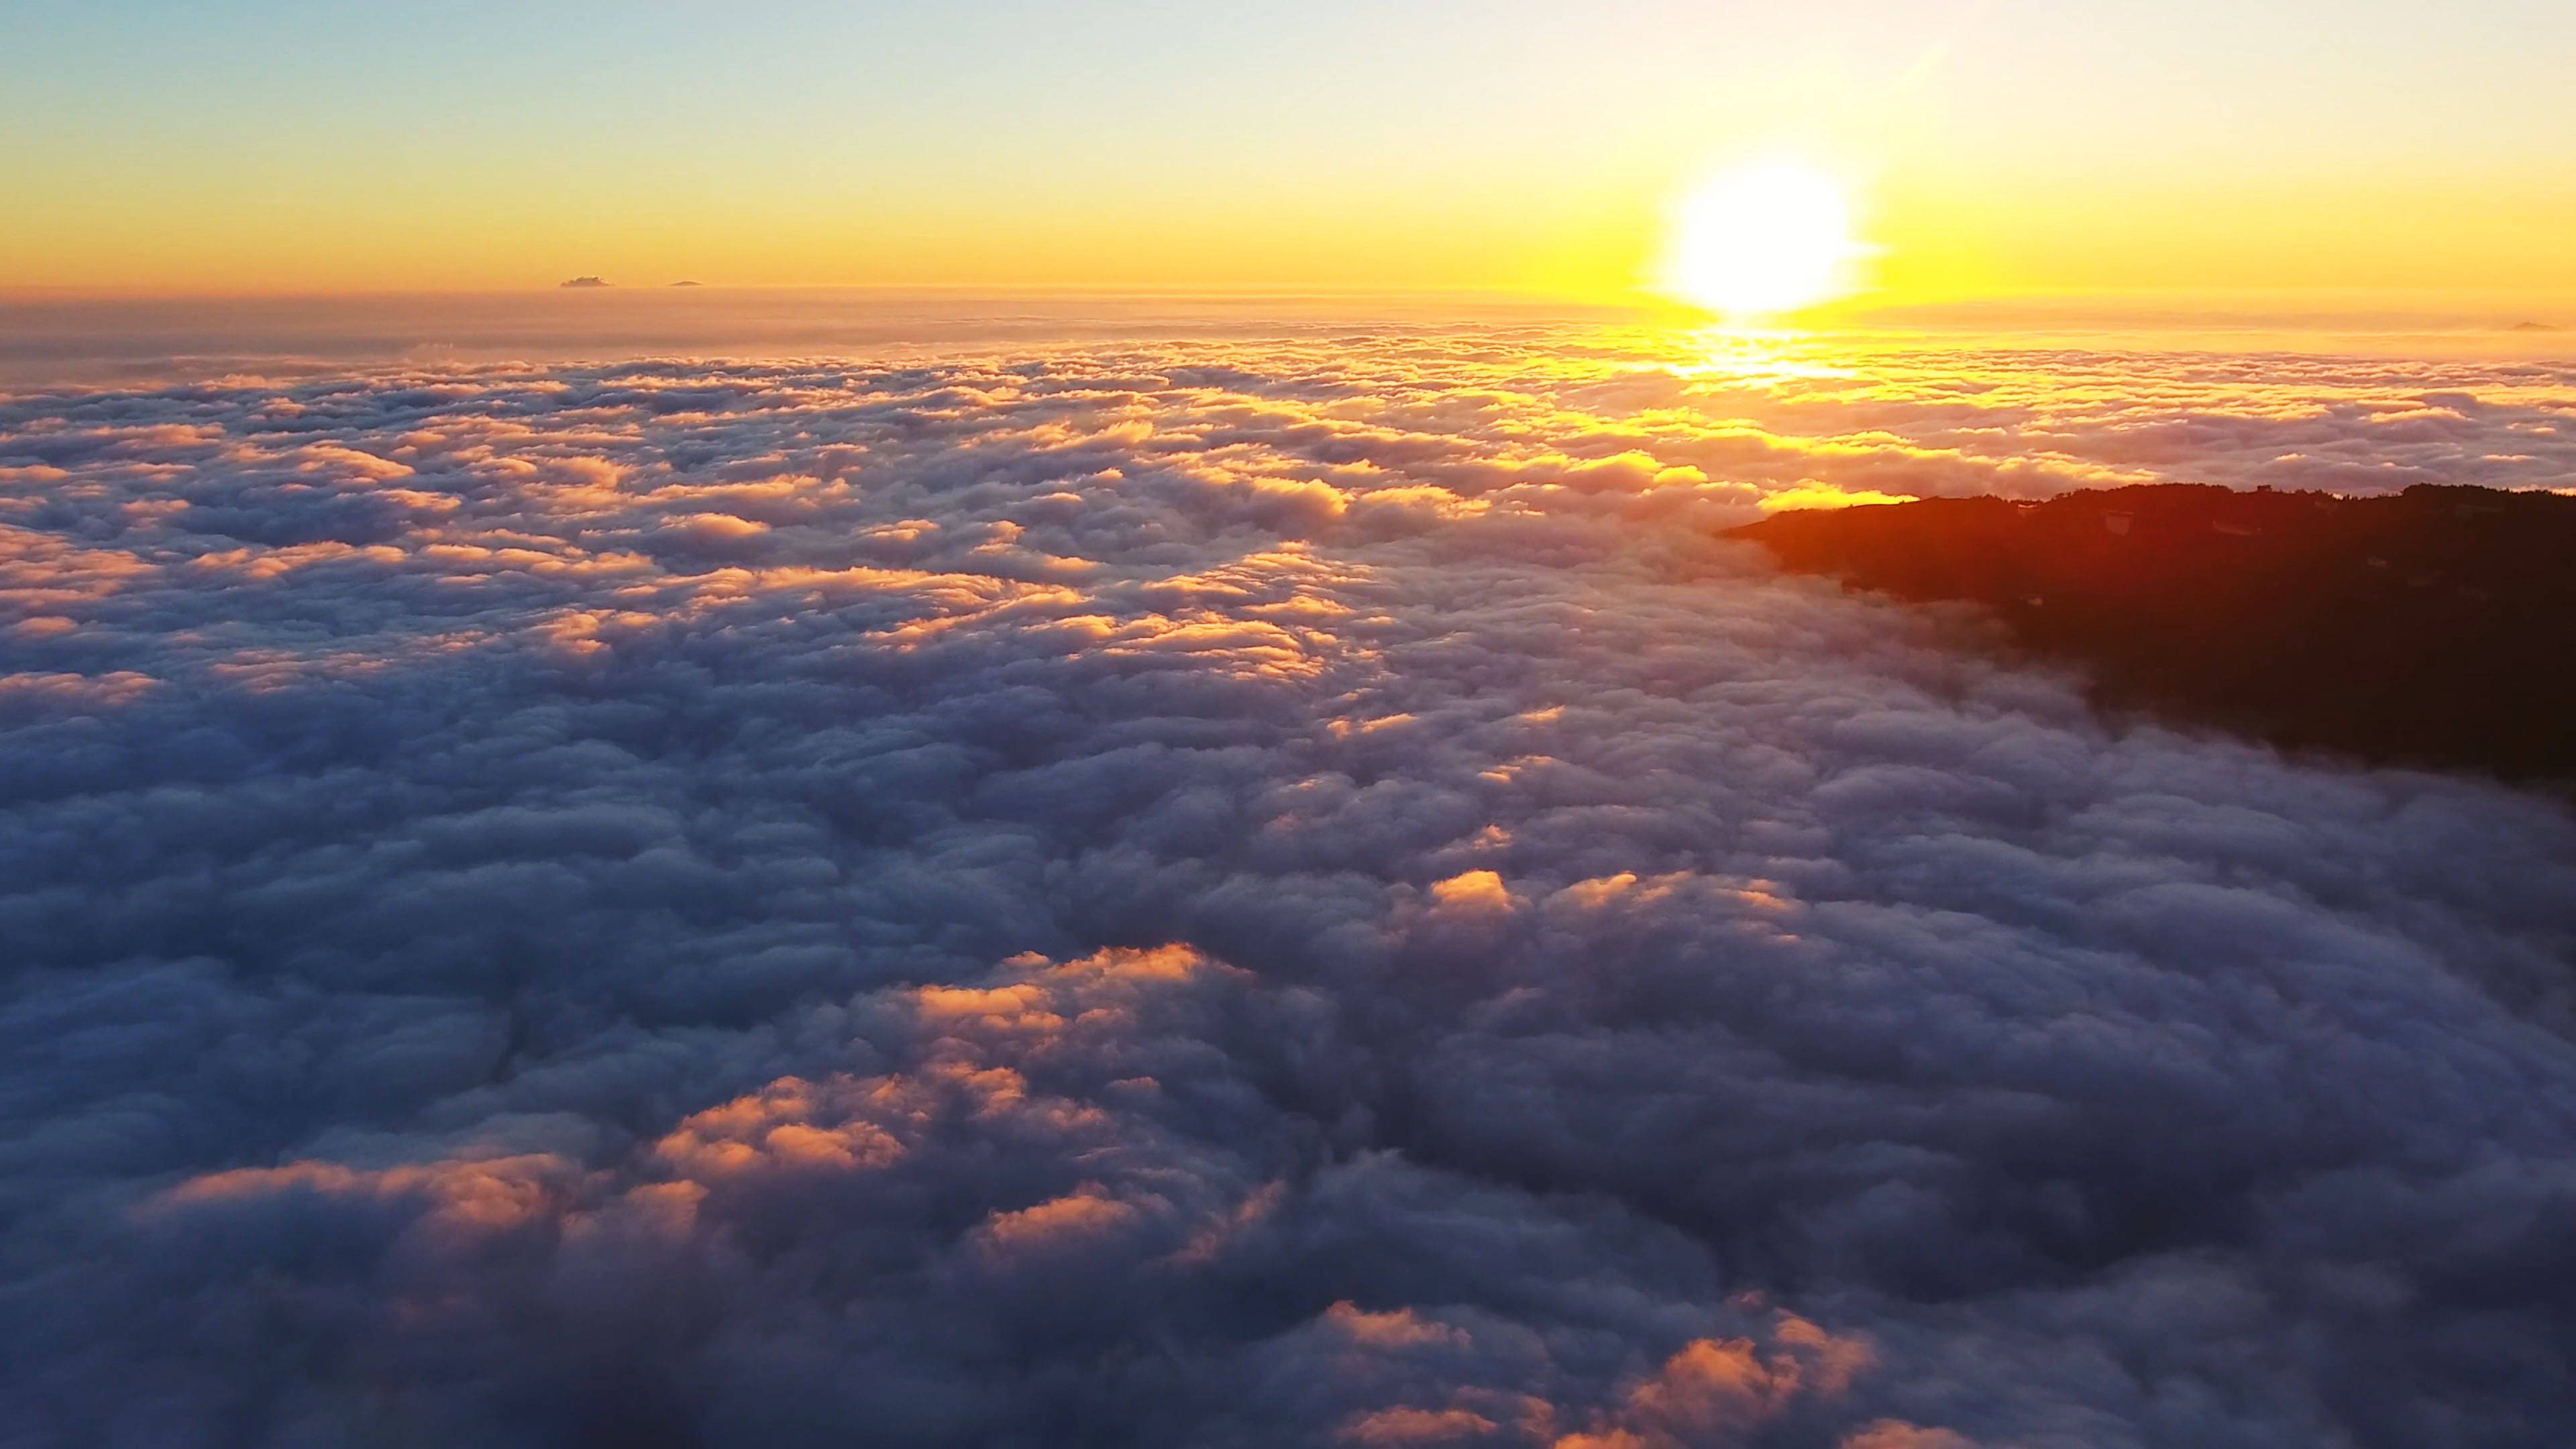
558, 275, 609, 288
669, 280, 702, 288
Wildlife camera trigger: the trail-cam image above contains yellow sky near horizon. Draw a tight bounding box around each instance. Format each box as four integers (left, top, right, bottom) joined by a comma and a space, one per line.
13, 173, 2571, 308
3, 2, 2571, 306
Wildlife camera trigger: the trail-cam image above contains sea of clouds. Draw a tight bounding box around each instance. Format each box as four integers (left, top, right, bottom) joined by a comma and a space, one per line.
3, 328, 2575, 1446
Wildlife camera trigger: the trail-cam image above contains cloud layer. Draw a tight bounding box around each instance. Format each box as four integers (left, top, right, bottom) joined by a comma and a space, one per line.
4, 333, 2575, 1447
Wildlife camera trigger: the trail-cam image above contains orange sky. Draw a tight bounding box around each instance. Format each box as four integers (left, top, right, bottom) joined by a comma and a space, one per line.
3, 1, 2570, 304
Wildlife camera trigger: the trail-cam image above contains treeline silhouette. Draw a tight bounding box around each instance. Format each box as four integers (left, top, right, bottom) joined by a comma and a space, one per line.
1732, 484, 2576, 785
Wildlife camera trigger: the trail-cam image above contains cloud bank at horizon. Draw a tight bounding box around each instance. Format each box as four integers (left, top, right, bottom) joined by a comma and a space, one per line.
4, 335, 2576, 1446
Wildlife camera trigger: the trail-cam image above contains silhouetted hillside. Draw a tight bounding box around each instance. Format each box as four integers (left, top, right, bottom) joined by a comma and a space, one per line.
1732, 484, 2576, 784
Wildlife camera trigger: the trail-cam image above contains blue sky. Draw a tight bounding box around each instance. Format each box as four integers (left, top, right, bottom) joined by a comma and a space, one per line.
4, 0, 2569, 293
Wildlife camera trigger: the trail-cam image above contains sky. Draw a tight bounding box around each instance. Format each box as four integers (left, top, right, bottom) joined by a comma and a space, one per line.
3, 0, 2571, 299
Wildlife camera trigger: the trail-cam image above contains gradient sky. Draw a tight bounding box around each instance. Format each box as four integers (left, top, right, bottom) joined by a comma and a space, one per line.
3, 0, 2570, 299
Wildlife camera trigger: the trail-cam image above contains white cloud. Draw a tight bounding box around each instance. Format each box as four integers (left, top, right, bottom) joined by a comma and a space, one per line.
1, 336, 2573, 1446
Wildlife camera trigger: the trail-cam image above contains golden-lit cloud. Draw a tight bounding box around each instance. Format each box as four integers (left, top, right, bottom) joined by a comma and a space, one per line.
9, 327, 2576, 1445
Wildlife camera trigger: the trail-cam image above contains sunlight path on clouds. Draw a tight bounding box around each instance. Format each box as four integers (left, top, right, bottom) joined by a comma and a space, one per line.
2, 334, 2575, 1446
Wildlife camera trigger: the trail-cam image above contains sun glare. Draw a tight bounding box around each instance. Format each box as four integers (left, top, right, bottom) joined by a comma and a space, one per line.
1660, 162, 1871, 319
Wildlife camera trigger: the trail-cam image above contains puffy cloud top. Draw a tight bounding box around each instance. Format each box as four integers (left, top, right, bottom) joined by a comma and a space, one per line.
3, 332, 2575, 1446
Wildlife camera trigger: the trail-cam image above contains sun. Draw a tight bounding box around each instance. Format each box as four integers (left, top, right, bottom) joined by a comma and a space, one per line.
1659, 162, 1871, 319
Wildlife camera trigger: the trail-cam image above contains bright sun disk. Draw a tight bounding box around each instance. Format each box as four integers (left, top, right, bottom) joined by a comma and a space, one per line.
1661, 162, 1870, 319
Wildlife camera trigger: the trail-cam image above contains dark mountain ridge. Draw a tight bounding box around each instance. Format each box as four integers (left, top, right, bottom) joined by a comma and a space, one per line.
1730, 484, 2576, 785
